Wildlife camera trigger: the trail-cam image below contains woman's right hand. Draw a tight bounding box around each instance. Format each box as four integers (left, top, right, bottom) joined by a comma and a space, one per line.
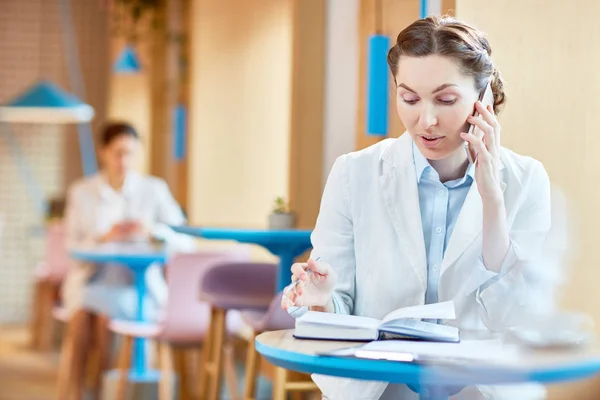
281, 258, 337, 311
98, 221, 149, 243
98, 224, 126, 243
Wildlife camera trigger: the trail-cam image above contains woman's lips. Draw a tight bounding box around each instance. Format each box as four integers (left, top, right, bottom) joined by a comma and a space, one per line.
419, 136, 444, 148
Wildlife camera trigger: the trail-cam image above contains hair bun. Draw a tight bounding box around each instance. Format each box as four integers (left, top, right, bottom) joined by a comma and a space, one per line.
490, 68, 505, 114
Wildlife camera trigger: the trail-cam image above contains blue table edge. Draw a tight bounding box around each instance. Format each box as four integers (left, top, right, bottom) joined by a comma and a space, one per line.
170, 225, 313, 239
255, 333, 600, 386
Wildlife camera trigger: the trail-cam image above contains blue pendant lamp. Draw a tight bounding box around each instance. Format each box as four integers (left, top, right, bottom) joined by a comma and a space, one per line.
114, 44, 142, 74
173, 104, 187, 161
0, 80, 94, 124
366, 0, 389, 136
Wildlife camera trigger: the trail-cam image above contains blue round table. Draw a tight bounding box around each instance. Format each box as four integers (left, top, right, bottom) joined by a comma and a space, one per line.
256, 330, 600, 400
171, 226, 313, 291
71, 243, 167, 381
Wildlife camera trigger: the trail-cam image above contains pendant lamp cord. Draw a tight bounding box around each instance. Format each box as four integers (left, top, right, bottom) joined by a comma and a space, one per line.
375, 0, 383, 35
57, 0, 98, 176
38, 2, 44, 78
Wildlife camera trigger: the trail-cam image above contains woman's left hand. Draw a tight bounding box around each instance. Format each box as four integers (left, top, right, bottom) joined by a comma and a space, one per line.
461, 102, 503, 202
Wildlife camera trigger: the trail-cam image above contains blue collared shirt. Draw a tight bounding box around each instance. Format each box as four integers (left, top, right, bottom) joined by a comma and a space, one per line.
413, 143, 475, 305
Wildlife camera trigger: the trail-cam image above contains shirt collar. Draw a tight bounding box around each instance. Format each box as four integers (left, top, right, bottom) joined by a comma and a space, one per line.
412, 141, 475, 185
98, 171, 140, 200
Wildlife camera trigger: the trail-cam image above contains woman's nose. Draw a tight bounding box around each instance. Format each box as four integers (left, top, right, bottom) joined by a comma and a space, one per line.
418, 105, 437, 130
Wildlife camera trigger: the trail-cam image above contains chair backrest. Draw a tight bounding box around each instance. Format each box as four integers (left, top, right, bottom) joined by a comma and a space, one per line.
160, 247, 252, 343
44, 222, 72, 283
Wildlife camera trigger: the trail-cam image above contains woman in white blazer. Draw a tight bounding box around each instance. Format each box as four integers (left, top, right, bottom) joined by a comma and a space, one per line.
60, 122, 195, 395
283, 16, 555, 400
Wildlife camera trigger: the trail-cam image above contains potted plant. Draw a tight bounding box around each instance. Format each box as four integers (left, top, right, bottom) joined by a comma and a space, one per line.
268, 197, 296, 230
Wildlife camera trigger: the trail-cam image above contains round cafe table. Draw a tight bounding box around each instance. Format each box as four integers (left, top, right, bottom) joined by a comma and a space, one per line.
70, 243, 167, 383
171, 226, 312, 292
255, 329, 600, 400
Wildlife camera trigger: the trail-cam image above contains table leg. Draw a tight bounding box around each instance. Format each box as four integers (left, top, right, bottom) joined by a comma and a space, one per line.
410, 382, 451, 400
278, 252, 295, 292
419, 388, 449, 400
132, 267, 147, 377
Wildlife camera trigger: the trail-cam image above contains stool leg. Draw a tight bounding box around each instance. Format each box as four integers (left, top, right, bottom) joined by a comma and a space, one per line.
29, 280, 44, 350
88, 314, 111, 397
116, 335, 134, 400
206, 307, 227, 400
173, 347, 192, 400
76, 313, 93, 400
272, 367, 287, 400
223, 341, 239, 400
243, 331, 261, 400
31, 281, 56, 351
199, 308, 215, 399
191, 346, 205, 399
39, 283, 59, 351
158, 342, 174, 400
56, 312, 79, 399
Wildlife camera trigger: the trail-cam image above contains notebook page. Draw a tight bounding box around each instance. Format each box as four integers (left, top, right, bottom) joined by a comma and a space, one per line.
381, 301, 456, 324
297, 311, 381, 330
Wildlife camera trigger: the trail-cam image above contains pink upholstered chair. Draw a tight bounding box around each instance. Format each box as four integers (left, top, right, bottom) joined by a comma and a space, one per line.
241, 293, 319, 400
29, 222, 72, 351
109, 249, 252, 400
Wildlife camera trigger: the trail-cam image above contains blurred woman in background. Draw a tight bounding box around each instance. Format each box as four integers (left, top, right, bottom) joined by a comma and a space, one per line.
59, 121, 194, 398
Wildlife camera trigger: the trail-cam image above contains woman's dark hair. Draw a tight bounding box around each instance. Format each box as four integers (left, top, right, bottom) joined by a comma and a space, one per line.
100, 122, 139, 147
387, 15, 505, 114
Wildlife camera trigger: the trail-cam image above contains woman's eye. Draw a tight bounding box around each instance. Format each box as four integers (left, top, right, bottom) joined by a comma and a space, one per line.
438, 98, 457, 105
402, 97, 419, 105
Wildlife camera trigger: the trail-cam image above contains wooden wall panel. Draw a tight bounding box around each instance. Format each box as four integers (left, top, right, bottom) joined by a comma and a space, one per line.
187, 0, 293, 228
149, 0, 190, 210
288, 0, 326, 229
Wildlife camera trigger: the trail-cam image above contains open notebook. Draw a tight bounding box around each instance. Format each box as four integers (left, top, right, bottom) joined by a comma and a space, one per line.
294, 301, 459, 342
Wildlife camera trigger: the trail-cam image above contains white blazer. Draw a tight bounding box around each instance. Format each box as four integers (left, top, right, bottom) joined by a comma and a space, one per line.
310, 133, 554, 400
61, 172, 195, 315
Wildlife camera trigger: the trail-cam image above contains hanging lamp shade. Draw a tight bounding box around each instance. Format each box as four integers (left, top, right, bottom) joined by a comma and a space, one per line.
113, 45, 142, 73
366, 34, 390, 136
0, 80, 94, 123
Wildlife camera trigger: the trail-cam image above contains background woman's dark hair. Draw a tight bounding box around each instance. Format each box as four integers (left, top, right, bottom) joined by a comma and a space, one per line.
387, 15, 505, 114
100, 121, 139, 147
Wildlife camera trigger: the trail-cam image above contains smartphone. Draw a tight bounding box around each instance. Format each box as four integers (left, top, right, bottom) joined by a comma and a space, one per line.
464, 82, 494, 164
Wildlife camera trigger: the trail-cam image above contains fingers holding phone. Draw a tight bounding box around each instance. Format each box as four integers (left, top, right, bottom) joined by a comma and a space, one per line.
464, 81, 494, 164
461, 80, 504, 200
